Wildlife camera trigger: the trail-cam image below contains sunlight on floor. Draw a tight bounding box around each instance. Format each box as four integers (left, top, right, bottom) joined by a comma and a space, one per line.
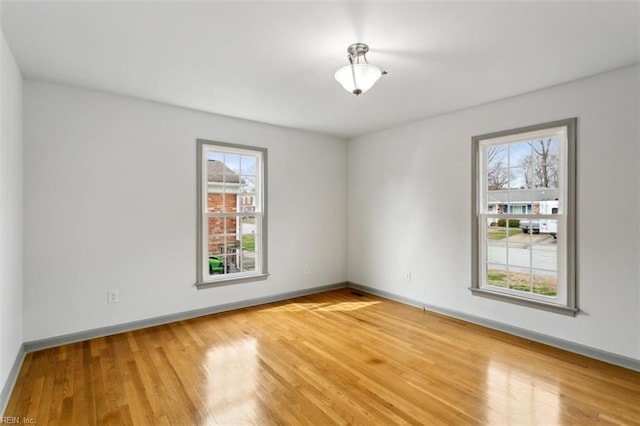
203, 337, 260, 424
485, 360, 560, 425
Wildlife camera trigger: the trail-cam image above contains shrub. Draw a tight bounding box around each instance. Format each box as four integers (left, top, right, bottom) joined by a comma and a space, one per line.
497, 218, 520, 228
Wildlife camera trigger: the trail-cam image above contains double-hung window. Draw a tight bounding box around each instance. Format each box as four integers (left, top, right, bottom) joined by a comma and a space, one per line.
196, 139, 268, 288
471, 119, 577, 315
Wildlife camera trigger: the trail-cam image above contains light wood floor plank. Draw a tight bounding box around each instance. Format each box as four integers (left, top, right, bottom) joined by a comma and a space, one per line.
4, 288, 640, 425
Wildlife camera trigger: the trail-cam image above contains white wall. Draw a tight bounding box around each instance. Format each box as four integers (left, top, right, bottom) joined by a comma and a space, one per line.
23, 81, 347, 342
0, 31, 24, 393
348, 65, 640, 360
17, 60, 640, 361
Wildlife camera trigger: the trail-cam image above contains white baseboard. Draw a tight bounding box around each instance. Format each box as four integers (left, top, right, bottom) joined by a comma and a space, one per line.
0, 344, 26, 415
24, 282, 347, 353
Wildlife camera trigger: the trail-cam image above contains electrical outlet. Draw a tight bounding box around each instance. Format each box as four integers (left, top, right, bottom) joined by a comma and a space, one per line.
108, 289, 119, 304
404, 272, 412, 282
303, 265, 310, 274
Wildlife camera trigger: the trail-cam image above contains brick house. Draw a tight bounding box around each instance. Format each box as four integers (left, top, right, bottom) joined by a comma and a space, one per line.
207, 160, 241, 255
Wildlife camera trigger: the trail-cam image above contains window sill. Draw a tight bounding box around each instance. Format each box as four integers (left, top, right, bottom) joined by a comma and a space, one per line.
469, 287, 578, 316
196, 273, 269, 289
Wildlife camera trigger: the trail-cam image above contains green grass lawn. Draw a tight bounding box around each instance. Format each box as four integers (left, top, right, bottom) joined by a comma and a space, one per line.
487, 269, 557, 296
242, 234, 255, 251
488, 226, 522, 240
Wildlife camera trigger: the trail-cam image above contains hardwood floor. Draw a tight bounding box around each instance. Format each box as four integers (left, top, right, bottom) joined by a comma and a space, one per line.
5, 288, 640, 425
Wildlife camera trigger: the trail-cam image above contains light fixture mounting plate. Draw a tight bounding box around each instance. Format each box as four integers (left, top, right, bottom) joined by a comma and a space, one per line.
347, 43, 370, 58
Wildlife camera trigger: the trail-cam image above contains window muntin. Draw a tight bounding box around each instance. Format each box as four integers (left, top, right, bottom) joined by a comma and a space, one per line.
196, 140, 267, 287
472, 119, 576, 315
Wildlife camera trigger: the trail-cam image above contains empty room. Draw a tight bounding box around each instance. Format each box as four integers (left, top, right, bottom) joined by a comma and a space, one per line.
1, 1, 639, 424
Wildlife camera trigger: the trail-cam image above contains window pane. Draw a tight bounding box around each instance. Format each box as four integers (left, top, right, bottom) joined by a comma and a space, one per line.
507, 266, 532, 293
222, 190, 239, 214
240, 193, 256, 213
207, 156, 241, 214
207, 193, 225, 213
240, 216, 256, 236
208, 152, 224, 162
532, 220, 557, 273
241, 155, 256, 176
208, 217, 226, 241
487, 265, 507, 288
509, 141, 531, 168
507, 217, 528, 266
508, 166, 527, 190
225, 154, 241, 175
486, 190, 507, 214
528, 139, 559, 189
208, 216, 236, 241
487, 217, 522, 243
509, 190, 535, 214
239, 216, 256, 272
217, 235, 240, 274
486, 216, 507, 289
537, 201, 558, 216
208, 254, 225, 276
532, 270, 558, 296
240, 233, 256, 272
208, 159, 228, 184
486, 145, 509, 190
241, 176, 256, 195
207, 225, 237, 276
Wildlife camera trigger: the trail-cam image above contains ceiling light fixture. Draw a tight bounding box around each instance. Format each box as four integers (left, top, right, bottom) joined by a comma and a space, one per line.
334, 43, 386, 96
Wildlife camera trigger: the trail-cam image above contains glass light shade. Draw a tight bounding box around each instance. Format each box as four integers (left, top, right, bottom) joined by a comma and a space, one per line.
334, 63, 382, 95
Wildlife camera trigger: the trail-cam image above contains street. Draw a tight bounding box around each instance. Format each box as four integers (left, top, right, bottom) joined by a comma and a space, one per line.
487, 234, 557, 275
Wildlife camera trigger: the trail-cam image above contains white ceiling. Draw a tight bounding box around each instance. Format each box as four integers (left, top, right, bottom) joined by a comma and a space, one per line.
2, 1, 639, 138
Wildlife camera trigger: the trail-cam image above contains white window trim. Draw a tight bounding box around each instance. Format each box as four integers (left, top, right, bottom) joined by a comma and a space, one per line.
470, 119, 577, 316
195, 139, 268, 288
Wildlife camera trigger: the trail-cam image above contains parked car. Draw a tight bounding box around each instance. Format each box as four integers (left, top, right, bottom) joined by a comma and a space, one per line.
519, 219, 541, 234
519, 200, 558, 238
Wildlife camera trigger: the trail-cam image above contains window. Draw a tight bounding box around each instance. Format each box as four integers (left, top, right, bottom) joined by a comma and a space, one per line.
471, 119, 576, 315
196, 139, 268, 288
